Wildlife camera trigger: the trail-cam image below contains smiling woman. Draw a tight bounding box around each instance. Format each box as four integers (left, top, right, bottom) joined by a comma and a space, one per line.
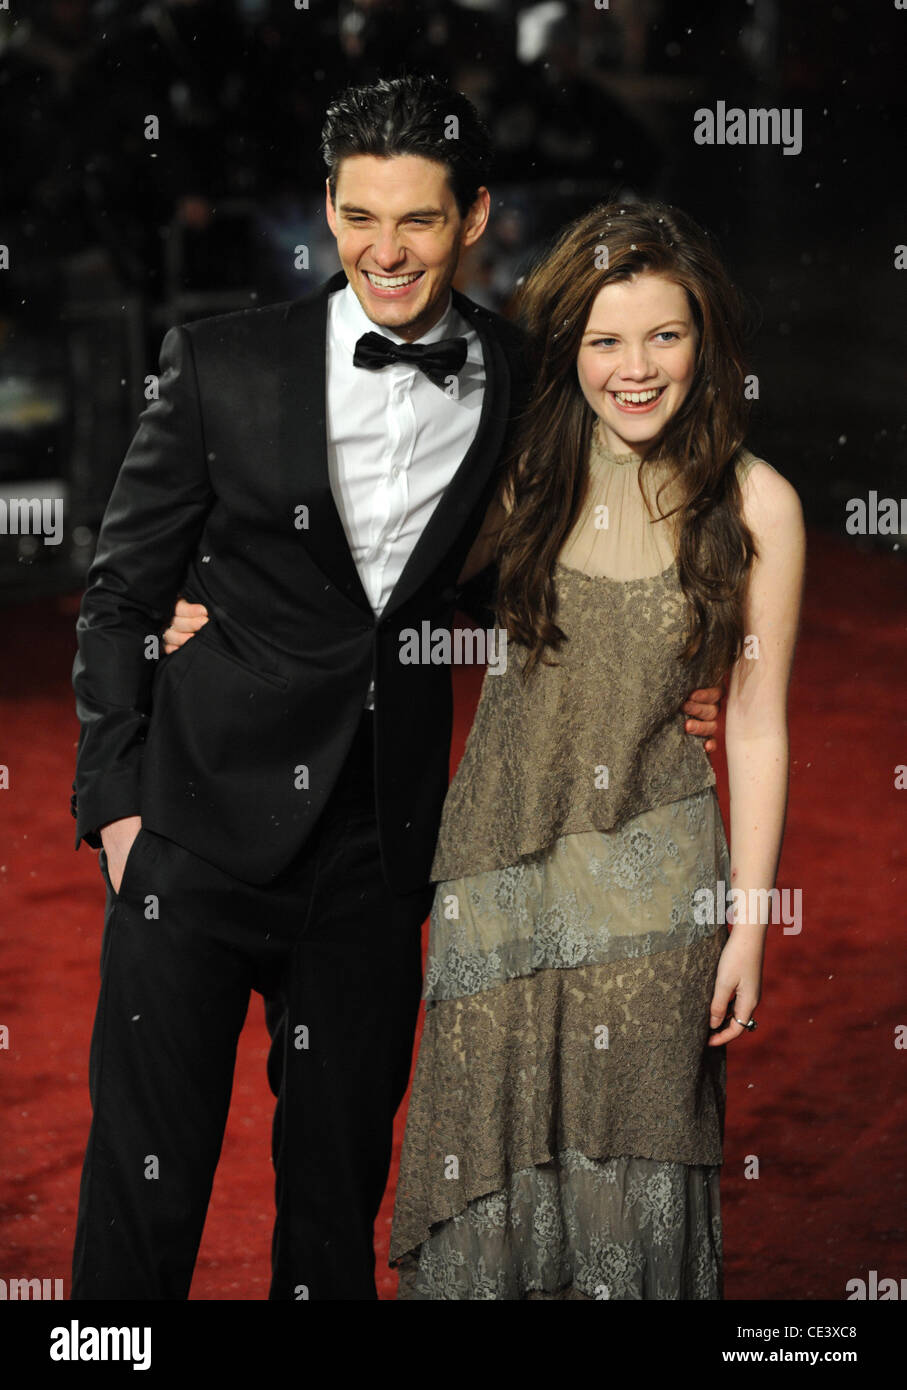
578, 275, 698, 449
497, 201, 759, 683
389, 198, 805, 1300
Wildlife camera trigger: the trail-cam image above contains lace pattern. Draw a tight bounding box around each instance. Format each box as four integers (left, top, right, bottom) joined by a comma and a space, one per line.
425, 788, 728, 1001
429, 444, 759, 885
395, 1152, 722, 1300
429, 562, 718, 882
390, 905, 727, 1264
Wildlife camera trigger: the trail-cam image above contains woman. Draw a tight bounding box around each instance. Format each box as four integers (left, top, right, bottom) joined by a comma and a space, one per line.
388, 200, 805, 1299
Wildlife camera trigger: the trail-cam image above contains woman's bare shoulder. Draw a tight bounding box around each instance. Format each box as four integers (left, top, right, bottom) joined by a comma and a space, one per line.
735, 448, 804, 536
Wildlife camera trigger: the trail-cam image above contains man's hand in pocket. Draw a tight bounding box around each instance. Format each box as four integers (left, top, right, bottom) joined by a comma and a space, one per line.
163, 598, 209, 654
99, 816, 142, 895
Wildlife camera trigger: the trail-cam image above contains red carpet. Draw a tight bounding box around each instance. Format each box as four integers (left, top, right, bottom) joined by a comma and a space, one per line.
1, 527, 904, 1299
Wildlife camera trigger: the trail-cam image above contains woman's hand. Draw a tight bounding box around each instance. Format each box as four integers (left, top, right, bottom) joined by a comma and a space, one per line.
707, 928, 765, 1046
163, 598, 209, 654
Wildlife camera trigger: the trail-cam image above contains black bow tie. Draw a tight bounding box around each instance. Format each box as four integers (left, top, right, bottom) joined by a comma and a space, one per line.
353, 331, 468, 390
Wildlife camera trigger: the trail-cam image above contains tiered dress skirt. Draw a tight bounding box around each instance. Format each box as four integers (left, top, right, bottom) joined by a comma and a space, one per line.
390, 787, 730, 1300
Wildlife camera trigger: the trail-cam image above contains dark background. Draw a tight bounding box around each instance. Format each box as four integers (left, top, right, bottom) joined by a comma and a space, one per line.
0, 0, 904, 600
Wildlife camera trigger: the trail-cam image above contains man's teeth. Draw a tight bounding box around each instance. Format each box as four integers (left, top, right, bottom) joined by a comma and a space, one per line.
614, 388, 663, 404
366, 271, 422, 288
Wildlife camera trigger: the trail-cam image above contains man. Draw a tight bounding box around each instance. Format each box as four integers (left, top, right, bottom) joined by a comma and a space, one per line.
70, 73, 721, 1301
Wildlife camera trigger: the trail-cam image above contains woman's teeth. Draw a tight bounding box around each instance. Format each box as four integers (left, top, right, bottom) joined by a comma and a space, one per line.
613, 387, 664, 404
365, 271, 423, 288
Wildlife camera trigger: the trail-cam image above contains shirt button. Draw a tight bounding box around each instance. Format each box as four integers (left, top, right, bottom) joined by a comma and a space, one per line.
391, 466, 401, 479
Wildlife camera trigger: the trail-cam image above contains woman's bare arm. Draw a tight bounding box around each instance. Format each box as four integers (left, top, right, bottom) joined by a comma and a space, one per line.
709, 459, 806, 1045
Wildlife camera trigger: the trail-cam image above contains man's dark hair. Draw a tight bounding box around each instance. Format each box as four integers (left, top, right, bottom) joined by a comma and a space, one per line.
321, 74, 492, 218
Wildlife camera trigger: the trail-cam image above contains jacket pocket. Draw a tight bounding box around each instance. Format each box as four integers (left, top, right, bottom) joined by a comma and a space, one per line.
194, 628, 289, 689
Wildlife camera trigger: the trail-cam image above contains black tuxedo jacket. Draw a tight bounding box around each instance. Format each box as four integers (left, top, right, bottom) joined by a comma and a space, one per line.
71, 271, 527, 893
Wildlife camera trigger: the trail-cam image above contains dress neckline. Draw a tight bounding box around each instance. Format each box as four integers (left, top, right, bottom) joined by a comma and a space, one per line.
555, 420, 678, 584
590, 418, 644, 469
555, 558, 678, 586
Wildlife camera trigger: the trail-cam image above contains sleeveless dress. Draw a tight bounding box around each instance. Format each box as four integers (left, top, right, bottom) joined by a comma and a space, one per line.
389, 425, 758, 1300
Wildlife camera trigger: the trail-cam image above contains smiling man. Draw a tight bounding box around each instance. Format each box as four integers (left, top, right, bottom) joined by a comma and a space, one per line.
327, 151, 490, 339
69, 74, 722, 1302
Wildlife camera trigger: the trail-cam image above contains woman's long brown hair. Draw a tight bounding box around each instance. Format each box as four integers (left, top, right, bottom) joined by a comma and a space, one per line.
495, 200, 758, 683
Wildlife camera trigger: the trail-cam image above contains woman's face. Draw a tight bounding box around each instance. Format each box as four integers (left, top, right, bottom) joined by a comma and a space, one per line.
576, 272, 699, 456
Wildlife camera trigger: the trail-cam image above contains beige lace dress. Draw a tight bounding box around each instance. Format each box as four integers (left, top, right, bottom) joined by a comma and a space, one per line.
390, 424, 758, 1300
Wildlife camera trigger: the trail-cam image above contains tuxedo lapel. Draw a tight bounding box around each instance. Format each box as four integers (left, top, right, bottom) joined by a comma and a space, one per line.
279, 276, 512, 622
381, 292, 512, 620
279, 272, 373, 615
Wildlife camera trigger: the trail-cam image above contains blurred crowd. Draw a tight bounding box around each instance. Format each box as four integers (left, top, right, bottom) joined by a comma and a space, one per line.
3, 0, 788, 311
0, 0, 901, 591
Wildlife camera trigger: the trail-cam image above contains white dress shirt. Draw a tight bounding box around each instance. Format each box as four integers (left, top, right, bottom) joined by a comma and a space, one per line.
325, 281, 486, 708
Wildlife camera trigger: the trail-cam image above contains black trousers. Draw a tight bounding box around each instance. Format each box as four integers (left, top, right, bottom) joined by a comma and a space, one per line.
70, 711, 431, 1300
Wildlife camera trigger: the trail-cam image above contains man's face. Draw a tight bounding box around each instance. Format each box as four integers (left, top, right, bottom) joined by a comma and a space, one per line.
325, 154, 490, 342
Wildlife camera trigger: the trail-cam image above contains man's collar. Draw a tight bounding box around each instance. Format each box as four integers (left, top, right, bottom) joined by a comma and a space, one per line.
331, 279, 460, 351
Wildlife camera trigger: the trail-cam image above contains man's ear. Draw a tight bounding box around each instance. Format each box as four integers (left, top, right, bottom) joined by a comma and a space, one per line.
325, 178, 337, 237
461, 187, 491, 250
